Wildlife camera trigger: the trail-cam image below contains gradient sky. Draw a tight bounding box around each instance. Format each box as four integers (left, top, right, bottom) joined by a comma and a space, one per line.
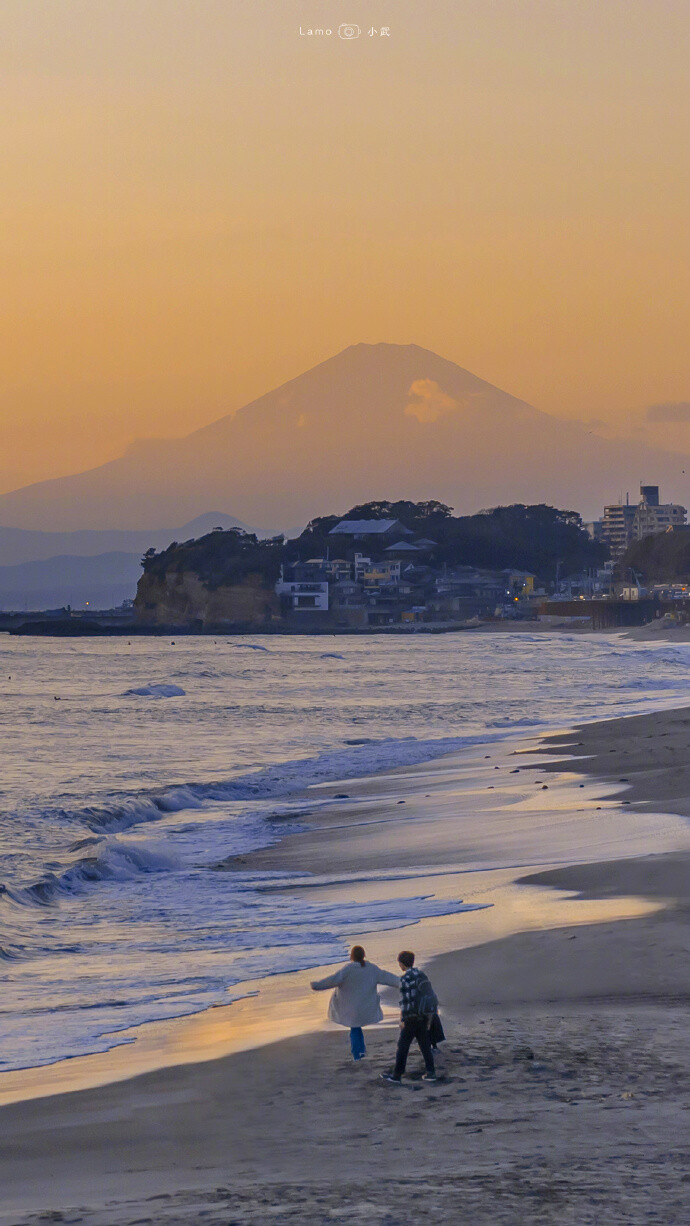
1, 0, 689, 495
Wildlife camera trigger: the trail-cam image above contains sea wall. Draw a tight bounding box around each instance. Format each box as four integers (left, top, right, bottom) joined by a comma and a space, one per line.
134, 569, 280, 627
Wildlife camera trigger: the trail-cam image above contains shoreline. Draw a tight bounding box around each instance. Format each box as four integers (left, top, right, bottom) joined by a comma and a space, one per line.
3, 717, 686, 1106
6, 617, 690, 639
2, 706, 689, 1222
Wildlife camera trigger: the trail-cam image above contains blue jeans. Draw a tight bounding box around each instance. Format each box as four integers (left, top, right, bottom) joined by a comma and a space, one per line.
349, 1027, 366, 1059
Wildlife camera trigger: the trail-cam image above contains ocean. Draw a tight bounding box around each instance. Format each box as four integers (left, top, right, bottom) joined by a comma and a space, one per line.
2, 629, 690, 1073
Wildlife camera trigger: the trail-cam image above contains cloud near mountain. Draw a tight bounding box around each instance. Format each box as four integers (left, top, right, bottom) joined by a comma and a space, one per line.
404, 380, 459, 424
0, 343, 688, 530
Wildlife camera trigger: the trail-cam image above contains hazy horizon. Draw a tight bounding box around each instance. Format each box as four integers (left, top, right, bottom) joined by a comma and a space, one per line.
1, 341, 689, 531
1, 1, 689, 508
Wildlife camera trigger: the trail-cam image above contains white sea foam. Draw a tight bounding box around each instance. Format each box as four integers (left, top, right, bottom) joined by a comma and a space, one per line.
3, 630, 690, 1072
123, 682, 186, 698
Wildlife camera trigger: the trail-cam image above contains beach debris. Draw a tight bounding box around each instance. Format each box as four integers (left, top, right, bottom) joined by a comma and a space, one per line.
333, 793, 350, 799
541, 784, 549, 789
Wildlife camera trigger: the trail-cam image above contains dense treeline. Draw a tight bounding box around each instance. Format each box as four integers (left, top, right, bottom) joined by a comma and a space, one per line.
141, 499, 607, 587
620, 528, 690, 582
286, 500, 607, 580
141, 531, 284, 589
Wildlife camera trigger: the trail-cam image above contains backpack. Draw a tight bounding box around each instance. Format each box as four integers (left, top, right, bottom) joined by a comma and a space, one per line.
413, 971, 438, 1018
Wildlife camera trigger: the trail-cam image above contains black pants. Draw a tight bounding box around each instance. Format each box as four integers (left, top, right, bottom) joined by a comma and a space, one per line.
394, 1016, 435, 1077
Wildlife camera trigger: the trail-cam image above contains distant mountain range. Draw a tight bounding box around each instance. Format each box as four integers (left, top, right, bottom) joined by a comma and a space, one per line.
0, 513, 284, 611
0, 552, 142, 612
0, 512, 282, 568
1, 343, 689, 531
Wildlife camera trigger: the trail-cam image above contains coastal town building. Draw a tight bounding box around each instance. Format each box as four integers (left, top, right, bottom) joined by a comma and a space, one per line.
592, 486, 687, 562
276, 552, 541, 624
384, 540, 423, 557
360, 561, 403, 586
328, 519, 413, 541
430, 568, 537, 619
599, 500, 638, 561
275, 576, 329, 611
354, 552, 372, 580
303, 557, 351, 580
633, 486, 686, 538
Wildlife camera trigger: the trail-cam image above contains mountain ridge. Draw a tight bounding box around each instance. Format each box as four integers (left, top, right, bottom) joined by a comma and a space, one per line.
1, 343, 688, 529
0, 512, 281, 568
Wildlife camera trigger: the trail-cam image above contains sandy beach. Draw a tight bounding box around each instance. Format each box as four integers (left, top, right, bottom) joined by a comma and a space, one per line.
2, 707, 689, 1224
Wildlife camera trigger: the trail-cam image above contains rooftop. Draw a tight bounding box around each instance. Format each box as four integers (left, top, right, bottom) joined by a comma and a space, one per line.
384, 541, 421, 552
329, 519, 412, 536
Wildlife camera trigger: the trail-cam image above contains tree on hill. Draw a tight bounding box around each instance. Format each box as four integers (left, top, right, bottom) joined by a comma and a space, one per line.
619, 528, 690, 583
143, 501, 606, 586
433, 504, 607, 579
284, 501, 454, 562
343, 499, 453, 523
141, 529, 284, 589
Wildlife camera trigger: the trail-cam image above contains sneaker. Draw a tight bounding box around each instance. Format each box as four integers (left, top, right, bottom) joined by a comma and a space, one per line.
422, 1073, 437, 1082
380, 1072, 402, 1083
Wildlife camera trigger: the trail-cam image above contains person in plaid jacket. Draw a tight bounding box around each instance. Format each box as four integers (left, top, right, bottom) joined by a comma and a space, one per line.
380, 950, 437, 1083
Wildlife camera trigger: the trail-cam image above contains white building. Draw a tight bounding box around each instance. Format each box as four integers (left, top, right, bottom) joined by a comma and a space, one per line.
597, 485, 687, 561
632, 486, 686, 538
353, 552, 372, 581
275, 580, 329, 611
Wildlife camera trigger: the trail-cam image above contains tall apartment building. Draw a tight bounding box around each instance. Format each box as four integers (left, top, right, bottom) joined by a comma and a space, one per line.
601, 500, 637, 560
633, 485, 686, 538
597, 485, 687, 562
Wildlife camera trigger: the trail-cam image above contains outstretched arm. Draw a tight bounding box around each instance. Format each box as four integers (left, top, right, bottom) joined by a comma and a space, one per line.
311, 966, 346, 991
376, 968, 401, 989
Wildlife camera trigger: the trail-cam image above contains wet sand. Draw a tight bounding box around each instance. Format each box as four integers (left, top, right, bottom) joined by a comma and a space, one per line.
1, 710, 689, 1224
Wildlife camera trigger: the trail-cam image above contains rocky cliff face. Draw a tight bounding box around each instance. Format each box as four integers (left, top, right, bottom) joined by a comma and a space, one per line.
134, 569, 280, 626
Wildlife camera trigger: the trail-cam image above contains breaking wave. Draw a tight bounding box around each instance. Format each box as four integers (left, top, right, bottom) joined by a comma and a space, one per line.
32, 732, 510, 836
1, 840, 178, 910
122, 683, 186, 698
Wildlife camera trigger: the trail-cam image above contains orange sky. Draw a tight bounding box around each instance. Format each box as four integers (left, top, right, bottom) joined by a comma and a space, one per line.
1, 0, 689, 495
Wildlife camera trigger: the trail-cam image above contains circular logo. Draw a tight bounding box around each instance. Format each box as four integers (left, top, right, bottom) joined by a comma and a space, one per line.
338, 23, 361, 40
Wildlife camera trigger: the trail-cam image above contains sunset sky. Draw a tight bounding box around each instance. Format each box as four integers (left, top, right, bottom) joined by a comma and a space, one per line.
1, 0, 689, 496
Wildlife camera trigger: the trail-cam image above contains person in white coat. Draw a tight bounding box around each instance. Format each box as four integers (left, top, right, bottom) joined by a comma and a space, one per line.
311, 945, 400, 1060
